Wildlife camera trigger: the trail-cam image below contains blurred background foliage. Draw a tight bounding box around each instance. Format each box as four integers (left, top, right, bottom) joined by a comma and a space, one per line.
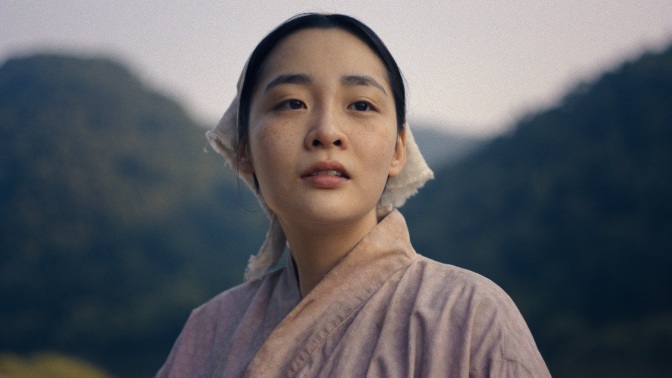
0, 352, 114, 378
0, 55, 267, 377
1, 44, 671, 377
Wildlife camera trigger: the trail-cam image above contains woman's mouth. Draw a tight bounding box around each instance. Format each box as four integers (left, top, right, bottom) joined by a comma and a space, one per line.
301, 162, 350, 188
306, 170, 346, 177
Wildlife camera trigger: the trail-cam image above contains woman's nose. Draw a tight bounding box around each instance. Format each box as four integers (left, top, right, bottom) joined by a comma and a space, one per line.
304, 107, 347, 149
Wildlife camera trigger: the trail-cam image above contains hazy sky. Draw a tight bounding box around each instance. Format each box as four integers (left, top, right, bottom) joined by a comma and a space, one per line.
2, 1, 671, 136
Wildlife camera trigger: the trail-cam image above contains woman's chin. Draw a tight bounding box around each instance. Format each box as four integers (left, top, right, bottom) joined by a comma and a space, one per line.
280, 204, 377, 229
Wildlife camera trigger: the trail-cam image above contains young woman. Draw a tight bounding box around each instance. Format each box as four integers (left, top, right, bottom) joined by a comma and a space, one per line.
157, 13, 550, 377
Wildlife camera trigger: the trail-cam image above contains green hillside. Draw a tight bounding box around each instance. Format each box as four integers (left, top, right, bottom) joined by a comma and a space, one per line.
0, 55, 267, 377
404, 45, 672, 377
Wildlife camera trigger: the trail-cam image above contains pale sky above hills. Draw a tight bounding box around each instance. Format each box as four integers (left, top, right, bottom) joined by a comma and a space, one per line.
2, 1, 671, 136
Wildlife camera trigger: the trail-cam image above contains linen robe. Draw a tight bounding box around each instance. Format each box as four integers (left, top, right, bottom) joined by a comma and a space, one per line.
157, 210, 551, 377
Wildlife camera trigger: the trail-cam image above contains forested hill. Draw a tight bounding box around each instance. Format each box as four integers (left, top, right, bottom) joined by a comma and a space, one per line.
404, 44, 672, 376
0, 55, 268, 376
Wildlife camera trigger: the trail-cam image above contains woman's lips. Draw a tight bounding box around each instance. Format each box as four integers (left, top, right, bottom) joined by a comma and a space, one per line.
301, 162, 350, 188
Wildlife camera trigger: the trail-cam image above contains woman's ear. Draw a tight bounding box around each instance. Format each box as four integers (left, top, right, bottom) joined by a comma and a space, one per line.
388, 128, 407, 177
237, 142, 255, 174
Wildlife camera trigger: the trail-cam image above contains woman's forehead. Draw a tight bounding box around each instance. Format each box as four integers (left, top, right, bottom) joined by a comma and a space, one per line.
256, 28, 389, 88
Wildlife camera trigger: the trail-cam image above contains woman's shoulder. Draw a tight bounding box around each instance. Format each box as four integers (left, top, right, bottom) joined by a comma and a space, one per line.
395, 255, 550, 377
156, 268, 297, 377
397, 255, 534, 344
406, 255, 513, 303
189, 268, 285, 322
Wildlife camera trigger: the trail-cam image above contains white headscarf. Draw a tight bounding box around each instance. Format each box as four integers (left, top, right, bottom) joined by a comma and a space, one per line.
206, 54, 434, 283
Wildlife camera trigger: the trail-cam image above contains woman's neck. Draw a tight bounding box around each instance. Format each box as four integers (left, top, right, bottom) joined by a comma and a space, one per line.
280, 211, 379, 297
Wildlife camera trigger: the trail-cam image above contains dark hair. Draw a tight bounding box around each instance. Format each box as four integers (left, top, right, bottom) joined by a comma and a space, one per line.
237, 13, 406, 150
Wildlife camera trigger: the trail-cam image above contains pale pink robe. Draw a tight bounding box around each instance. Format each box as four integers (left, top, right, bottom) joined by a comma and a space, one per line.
157, 210, 551, 377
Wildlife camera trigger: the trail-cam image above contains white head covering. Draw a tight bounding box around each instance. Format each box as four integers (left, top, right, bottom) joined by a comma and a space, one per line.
206, 53, 434, 283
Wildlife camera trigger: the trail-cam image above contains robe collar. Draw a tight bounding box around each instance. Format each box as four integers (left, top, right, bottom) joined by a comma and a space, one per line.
245, 209, 417, 376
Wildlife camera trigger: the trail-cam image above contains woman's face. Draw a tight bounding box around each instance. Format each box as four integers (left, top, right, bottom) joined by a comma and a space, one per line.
240, 28, 406, 229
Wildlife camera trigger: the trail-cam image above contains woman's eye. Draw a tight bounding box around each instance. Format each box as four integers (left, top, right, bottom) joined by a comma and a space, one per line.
277, 99, 305, 110
349, 101, 374, 112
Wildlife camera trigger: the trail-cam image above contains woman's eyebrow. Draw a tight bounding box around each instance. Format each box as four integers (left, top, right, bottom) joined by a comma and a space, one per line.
264, 74, 311, 93
341, 75, 387, 96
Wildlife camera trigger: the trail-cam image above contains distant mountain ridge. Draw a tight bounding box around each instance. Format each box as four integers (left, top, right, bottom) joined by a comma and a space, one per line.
409, 123, 486, 169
